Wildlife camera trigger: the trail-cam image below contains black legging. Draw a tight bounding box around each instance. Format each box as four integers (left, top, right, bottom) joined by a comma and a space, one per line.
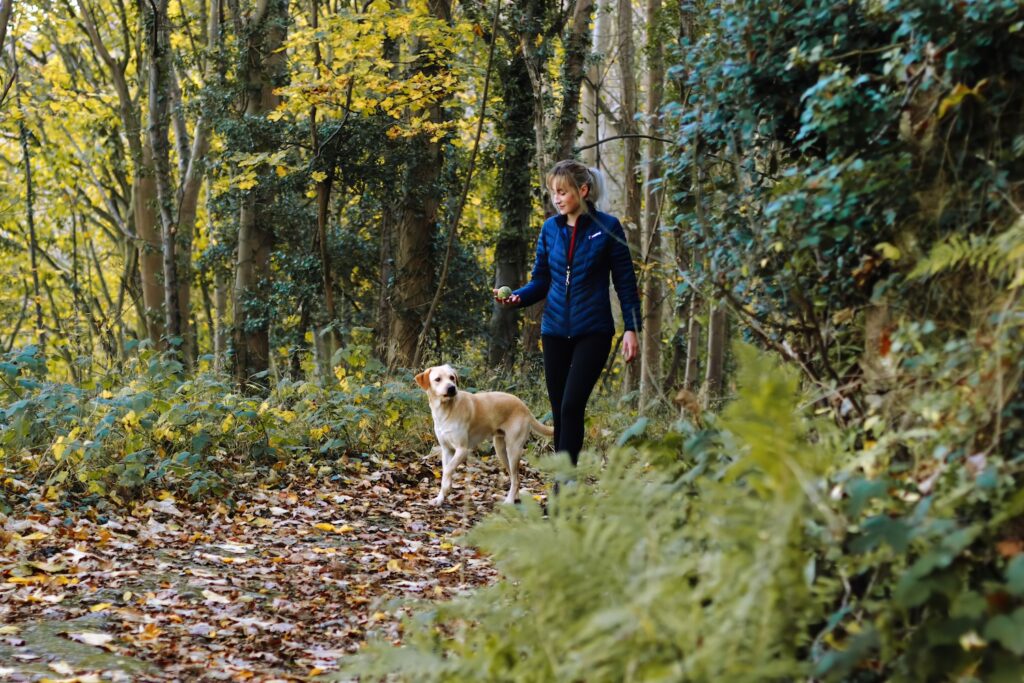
541, 333, 613, 466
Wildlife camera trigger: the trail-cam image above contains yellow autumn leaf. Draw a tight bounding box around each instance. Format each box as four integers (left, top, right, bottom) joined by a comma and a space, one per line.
311, 170, 327, 182
937, 80, 988, 120
314, 522, 336, 532
440, 562, 462, 574
90, 602, 113, 612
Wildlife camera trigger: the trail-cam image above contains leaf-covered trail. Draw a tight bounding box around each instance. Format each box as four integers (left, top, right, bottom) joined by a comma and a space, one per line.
0, 455, 525, 681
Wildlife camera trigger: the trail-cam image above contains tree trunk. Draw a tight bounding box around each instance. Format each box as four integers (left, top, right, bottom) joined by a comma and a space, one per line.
233, 0, 287, 389
488, 48, 535, 368
214, 269, 228, 373
174, 0, 223, 369
639, 0, 664, 406
145, 0, 183, 352
386, 0, 450, 370
703, 303, 726, 407
683, 298, 701, 391
388, 145, 440, 369
310, 0, 341, 363
375, 203, 397, 363
0, 0, 12, 107
514, 0, 553, 359
18, 117, 46, 353
617, 0, 641, 395
374, 32, 399, 365
78, 0, 165, 345
580, 0, 611, 168
554, 0, 595, 161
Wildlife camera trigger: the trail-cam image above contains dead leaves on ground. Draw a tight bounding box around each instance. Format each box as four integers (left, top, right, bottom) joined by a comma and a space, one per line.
0, 454, 531, 680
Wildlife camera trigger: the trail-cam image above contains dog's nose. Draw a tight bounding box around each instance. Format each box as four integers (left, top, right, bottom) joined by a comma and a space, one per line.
446, 385, 457, 397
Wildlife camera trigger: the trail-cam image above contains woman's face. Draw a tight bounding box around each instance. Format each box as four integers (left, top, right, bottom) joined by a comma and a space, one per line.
549, 178, 588, 218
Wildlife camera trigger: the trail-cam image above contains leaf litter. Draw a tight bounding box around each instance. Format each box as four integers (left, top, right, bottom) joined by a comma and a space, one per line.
0, 453, 531, 680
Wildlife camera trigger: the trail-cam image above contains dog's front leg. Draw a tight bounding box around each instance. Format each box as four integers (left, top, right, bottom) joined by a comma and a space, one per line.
433, 447, 470, 506
432, 443, 456, 505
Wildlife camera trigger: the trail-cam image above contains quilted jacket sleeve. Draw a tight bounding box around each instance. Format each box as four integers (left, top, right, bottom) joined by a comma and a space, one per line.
514, 225, 550, 307
609, 218, 642, 332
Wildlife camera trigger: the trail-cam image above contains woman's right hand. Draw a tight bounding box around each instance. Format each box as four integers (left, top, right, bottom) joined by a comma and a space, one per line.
493, 289, 521, 306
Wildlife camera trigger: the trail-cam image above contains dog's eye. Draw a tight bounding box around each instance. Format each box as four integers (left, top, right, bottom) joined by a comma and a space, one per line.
449, 376, 455, 381
433, 377, 440, 382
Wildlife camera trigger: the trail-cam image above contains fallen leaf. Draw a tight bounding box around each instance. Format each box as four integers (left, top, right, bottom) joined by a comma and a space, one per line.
66, 631, 115, 647
202, 589, 232, 604
48, 661, 75, 675
440, 562, 462, 574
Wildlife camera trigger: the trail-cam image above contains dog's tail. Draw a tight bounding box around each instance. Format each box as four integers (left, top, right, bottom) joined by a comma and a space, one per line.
529, 414, 555, 438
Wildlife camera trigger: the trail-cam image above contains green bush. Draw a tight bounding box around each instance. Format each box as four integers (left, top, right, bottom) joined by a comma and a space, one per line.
0, 344, 430, 510
342, 340, 1024, 681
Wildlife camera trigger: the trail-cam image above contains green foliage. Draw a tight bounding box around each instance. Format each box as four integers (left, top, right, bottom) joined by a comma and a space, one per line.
666, 0, 1024, 381
0, 344, 430, 511
341, 346, 834, 682
343, 329, 1024, 681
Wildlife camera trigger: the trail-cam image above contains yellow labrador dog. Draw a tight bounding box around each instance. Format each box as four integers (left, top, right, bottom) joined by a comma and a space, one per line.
415, 364, 554, 505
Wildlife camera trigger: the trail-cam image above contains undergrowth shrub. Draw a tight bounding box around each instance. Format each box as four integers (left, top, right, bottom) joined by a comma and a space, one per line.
0, 344, 431, 511
342, 340, 1024, 682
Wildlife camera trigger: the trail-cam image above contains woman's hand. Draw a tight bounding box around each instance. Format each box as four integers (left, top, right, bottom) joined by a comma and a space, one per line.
622, 330, 639, 363
493, 288, 521, 306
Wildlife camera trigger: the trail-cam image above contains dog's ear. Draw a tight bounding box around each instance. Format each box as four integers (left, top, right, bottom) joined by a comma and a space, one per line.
414, 369, 431, 390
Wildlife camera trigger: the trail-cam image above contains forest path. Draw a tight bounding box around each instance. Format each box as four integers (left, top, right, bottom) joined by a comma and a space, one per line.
0, 454, 537, 681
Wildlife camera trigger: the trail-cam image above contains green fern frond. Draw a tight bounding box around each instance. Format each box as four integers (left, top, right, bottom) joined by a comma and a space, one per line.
910, 215, 1024, 288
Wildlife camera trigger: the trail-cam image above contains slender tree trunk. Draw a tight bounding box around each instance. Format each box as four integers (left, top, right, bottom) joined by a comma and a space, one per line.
174, 0, 222, 369
683, 298, 701, 391
580, 0, 611, 168
233, 0, 287, 389
374, 32, 399, 365
488, 49, 534, 368
135, 146, 166, 345
375, 204, 397, 363
386, 0, 450, 370
0, 0, 12, 107
516, 0, 554, 358
703, 303, 726, 407
310, 0, 341, 362
79, 0, 165, 345
554, 0, 595, 161
145, 0, 183, 352
639, 0, 664, 406
19, 118, 45, 353
617, 0, 641, 395
214, 269, 228, 373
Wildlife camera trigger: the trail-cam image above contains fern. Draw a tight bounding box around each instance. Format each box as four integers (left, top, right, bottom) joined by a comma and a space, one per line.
910, 214, 1024, 287
338, 346, 837, 682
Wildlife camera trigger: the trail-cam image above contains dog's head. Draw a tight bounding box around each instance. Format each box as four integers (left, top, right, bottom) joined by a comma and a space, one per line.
414, 364, 459, 400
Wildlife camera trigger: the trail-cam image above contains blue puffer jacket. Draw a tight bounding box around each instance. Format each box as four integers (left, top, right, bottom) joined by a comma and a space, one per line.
514, 210, 642, 338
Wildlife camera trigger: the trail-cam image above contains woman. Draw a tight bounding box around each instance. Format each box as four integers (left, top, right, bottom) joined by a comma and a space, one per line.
495, 160, 641, 466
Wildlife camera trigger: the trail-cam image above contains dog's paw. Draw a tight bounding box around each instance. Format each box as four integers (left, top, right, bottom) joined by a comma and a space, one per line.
430, 494, 445, 506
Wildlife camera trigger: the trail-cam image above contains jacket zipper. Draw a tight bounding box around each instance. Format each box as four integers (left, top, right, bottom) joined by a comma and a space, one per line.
564, 220, 581, 336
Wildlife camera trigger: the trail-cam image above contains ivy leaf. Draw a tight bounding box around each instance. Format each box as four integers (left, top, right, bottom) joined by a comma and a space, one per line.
1006, 555, 1024, 596
616, 417, 649, 446
984, 608, 1024, 655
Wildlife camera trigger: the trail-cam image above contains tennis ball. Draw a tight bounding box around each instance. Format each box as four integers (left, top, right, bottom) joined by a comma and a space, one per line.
497, 286, 513, 300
